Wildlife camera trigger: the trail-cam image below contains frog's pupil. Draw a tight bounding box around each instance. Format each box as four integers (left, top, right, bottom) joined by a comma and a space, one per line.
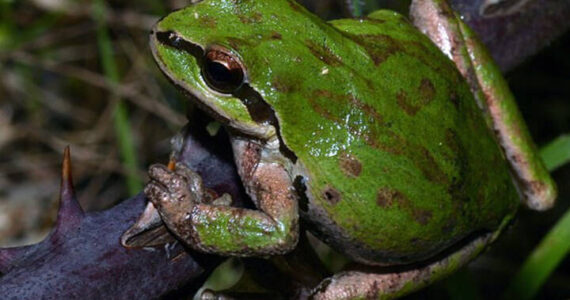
203, 56, 244, 94
207, 61, 232, 84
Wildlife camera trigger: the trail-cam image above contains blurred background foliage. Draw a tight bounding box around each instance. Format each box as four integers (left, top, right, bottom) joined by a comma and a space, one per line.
0, 0, 569, 299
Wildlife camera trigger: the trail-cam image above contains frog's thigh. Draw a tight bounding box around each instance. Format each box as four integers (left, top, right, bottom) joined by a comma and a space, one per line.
409, 0, 556, 211
310, 232, 494, 300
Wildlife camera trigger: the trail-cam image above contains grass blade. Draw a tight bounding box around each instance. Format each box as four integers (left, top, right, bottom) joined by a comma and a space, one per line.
503, 135, 570, 299
93, 0, 142, 195
539, 134, 570, 171
503, 209, 570, 299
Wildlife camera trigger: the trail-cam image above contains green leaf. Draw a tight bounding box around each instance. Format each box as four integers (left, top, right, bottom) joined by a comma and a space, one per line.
503, 135, 570, 299
539, 134, 570, 171
503, 208, 570, 299
93, 0, 142, 195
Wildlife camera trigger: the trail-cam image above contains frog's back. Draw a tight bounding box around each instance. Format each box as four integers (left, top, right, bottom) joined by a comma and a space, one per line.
148, 0, 518, 265
261, 10, 518, 265
168, 0, 519, 265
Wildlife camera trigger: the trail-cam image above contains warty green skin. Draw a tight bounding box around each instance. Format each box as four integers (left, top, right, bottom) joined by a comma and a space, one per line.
151, 0, 519, 266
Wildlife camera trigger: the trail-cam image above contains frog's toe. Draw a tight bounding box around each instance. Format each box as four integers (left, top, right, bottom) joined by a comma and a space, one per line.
173, 162, 204, 195
145, 178, 195, 217
148, 163, 191, 194
164, 171, 190, 194
174, 162, 199, 178
143, 181, 170, 208
148, 163, 173, 182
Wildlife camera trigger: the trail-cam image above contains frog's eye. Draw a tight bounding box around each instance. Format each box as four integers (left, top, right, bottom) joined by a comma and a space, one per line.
202, 47, 245, 94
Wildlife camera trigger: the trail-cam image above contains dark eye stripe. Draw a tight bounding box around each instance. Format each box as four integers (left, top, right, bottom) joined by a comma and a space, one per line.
154, 30, 296, 161
233, 85, 297, 162
155, 31, 274, 125
156, 31, 204, 58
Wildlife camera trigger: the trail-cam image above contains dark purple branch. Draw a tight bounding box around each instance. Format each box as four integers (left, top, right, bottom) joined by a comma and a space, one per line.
0, 194, 215, 299
0, 116, 243, 299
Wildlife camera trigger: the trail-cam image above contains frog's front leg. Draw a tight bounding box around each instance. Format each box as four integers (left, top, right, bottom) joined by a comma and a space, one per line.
145, 159, 299, 256
410, 0, 556, 210
310, 232, 496, 300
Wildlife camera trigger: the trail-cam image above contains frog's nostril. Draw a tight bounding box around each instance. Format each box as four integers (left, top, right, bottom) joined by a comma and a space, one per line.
155, 31, 204, 59
169, 32, 182, 46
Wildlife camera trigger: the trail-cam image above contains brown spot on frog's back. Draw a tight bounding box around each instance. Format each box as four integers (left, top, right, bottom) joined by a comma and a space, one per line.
347, 34, 401, 66
271, 76, 300, 93
396, 79, 436, 116
444, 128, 461, 154
396, 89, 418, 116
305, 40, 343, 67
287, 0, 303, 12
239, 12, 263, 24
309, 90, 384, 126
412, 208, 433, 226
376, 187, 405, 208
449, 90, 460, 110
376, 187, 433, 225
419, 78, 436, 100
199, 16, 217, 28
360, 16, 386, 24
338, 152, 362, 177
308, 90, 342, 123
418, 147, 449, 185
227, 37, 249, 51
322, 186, 342, 205
348, 95, 384, 124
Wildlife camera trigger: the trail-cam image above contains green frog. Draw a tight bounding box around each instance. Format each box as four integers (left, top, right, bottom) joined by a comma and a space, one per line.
134, 0, 556, 297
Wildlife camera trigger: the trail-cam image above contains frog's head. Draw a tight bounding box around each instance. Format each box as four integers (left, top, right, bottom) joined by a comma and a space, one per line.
151, 28, 271, 136
150, 0, 288, 139
150, 0, 341, 140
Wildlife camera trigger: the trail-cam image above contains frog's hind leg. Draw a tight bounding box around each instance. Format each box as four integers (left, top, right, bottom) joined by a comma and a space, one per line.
409, 0, 556, 210
310, 231, 496, 300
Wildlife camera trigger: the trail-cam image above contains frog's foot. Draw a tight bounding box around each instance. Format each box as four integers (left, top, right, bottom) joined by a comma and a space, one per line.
122, 163, 200, 249
310, 232, 494, 300
144, 162, 206, 225
144, 159, 299, 256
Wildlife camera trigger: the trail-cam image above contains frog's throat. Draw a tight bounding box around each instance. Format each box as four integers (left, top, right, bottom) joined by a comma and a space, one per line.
152, 30, 297, 162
